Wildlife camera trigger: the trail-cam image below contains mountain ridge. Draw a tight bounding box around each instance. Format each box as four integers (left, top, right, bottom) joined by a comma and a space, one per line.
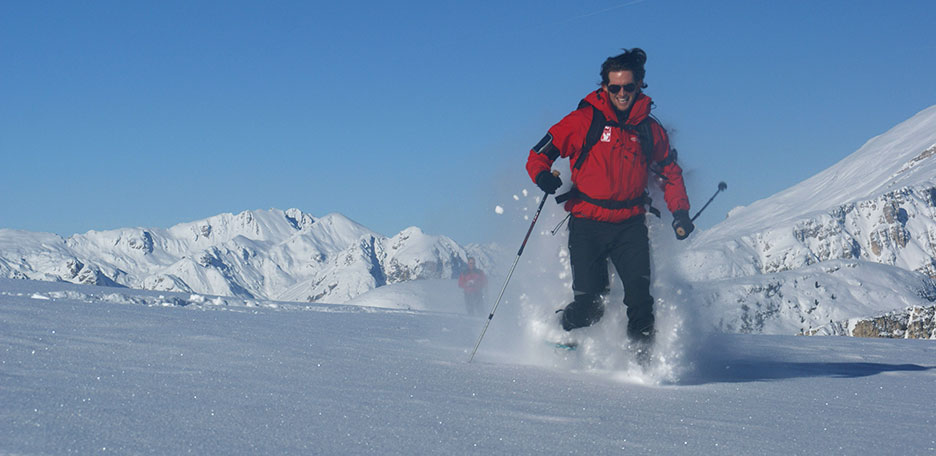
696, 104, 936, 245
4, 105, 936, 335
678, 104, 936, 335
0, 209, 496, 305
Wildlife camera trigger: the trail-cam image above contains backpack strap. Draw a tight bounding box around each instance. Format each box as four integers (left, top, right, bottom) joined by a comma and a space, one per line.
623, 117, 655, 165
573, 100, 611, 171
558, 101, 664, 218
574, 102, 657, 170
656, 147, 677, 167
631, 115, 681, 185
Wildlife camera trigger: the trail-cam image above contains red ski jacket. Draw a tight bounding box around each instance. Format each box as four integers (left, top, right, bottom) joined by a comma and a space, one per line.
458, 269, 486, 294
526, 91, 690, 223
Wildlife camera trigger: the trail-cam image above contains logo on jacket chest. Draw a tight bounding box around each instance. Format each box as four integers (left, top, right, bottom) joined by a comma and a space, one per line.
600, 127, 639, 144
601, 126, 613, 142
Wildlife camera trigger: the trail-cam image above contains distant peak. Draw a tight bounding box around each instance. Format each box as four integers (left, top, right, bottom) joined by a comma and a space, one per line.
399, 226, 425, 236
284, 208, 315, 231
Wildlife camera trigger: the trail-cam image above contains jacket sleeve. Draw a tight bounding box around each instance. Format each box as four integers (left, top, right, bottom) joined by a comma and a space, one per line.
650, 122, 690, 213
525, 109, 591, 183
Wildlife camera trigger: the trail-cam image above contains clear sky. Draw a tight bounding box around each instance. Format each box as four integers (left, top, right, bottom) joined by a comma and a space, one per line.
2, 0, 934, 245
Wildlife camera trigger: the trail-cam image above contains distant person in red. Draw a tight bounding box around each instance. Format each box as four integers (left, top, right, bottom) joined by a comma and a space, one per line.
458, 257, 487, 316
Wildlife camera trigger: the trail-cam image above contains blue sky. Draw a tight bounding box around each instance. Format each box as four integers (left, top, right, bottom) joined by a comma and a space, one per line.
2, 1, 934, 245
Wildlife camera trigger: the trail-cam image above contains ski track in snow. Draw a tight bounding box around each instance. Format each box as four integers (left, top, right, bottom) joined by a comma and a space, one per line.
2, 277, 935, 455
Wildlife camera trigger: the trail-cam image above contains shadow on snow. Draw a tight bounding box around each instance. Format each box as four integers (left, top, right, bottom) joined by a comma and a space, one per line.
680, 360, 934, 385
675, 335, 935, 385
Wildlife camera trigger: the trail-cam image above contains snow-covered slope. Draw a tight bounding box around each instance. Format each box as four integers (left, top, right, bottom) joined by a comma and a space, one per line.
680, 105, 936, 333
2, 278, 934, 454
0, 209, 496, 304
693, 105, 936, 248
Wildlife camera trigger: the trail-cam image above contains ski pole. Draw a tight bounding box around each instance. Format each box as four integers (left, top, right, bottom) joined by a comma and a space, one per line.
691, 181, 728, 222
468, 172, 557, 363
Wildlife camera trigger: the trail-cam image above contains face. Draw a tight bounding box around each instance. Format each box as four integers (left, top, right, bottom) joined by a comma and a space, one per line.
467, 259, 475, 269
603, 70, 640, 112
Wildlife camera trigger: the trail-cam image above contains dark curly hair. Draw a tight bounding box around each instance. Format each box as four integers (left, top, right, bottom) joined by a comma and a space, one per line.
600, 48, 648, 88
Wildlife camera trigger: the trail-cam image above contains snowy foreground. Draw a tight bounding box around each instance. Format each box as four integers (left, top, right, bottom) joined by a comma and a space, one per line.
1, 278, 934, 455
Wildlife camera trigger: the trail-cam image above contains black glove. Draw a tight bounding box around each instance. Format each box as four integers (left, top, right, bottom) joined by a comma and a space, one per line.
672, 210, 694, 240
535, 171, 562, 195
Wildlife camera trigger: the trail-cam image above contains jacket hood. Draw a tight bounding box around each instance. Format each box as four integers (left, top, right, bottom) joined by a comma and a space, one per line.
583, 89, 652, 125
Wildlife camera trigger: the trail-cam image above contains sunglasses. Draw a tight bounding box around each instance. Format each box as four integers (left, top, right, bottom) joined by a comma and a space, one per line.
607, 83, 638, 94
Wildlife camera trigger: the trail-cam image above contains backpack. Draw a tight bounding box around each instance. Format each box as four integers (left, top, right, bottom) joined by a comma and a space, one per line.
556, 98, 672, 217
574, 98, 656, 171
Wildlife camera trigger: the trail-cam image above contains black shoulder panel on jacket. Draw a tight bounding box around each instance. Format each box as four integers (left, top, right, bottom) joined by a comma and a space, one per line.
532, 133, 560, 160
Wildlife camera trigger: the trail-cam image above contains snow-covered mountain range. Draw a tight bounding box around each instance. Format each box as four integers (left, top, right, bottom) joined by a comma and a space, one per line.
3, 106, 936, 337
0, 209, 496, 304
680, 105, 936, 335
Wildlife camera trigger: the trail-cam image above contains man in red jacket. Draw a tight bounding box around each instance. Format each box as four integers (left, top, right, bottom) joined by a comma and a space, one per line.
458, 257, 487, 316
526, 48, 693, 354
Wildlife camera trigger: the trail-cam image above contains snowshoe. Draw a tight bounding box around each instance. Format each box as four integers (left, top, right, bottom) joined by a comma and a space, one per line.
549, 340, 579, 351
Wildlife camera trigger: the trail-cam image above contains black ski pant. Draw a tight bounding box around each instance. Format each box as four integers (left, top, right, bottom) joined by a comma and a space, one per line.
464, 291, 484, 317
561, 215, 654, 341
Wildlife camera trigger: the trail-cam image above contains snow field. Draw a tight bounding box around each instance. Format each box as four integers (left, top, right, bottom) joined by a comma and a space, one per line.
2, 277, 935, 455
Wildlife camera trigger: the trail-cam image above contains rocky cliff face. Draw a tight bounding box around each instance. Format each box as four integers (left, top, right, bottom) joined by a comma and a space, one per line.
751, 181, 936, 277
804, 304, 936, 339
